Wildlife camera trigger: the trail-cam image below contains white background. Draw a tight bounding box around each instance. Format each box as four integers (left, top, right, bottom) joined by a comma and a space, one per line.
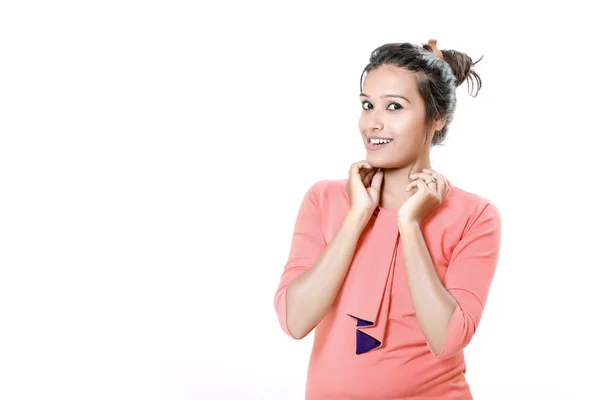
1, 1, 599, 399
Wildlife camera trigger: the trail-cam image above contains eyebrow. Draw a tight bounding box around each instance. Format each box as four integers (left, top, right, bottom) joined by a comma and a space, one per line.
359, 93, 411, 104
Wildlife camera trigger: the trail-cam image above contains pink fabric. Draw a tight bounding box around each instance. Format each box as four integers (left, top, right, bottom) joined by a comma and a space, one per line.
274, 176, 502, 399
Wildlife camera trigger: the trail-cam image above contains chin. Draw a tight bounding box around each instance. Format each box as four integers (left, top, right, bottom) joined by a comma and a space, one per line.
365, 155, 386, 167
367, 155, 409, 170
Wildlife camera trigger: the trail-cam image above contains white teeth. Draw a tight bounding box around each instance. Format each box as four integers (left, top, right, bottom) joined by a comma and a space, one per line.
370, 138, 392, 145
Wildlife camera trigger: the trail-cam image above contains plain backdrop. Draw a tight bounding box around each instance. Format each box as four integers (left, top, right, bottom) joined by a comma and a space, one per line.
1, 1, 599, 399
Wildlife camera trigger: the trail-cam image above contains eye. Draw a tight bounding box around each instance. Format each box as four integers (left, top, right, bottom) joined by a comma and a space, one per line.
361, 101, 403, 111
387, 102, 403, 111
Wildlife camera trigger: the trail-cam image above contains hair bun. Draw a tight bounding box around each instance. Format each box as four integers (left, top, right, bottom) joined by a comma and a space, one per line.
442, 50, 483, 97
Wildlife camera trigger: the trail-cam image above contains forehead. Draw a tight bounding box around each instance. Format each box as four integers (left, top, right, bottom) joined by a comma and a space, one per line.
362, 65, 418, 95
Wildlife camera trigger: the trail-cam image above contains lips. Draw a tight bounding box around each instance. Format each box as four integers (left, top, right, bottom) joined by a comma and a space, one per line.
367, 136, 393, 141
365, 138, 393, 151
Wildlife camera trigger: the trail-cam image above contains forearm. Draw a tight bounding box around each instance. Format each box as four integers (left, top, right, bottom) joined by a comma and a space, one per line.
399, 219, 457, 356
285, 211, 370, 339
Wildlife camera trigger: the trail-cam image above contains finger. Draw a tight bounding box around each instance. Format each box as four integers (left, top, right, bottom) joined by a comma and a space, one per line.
408, 172, 436, 191
357, 161, 373, 170
422, 169, 446, 194
350, 161, 372, 175
405, 177, 428, 192
352, 161, 373, 178
359, 164, 375, 177
350, 162, 372, 182
362, 168, 377, 186
409, 172, 431, 182
370, 169, 384, 192
423, 175, 437, 192
359, 166, 377, 183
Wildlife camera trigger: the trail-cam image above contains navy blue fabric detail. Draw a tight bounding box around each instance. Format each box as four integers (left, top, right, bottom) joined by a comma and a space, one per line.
356, 329, 381, 354
350, 316, 380, 354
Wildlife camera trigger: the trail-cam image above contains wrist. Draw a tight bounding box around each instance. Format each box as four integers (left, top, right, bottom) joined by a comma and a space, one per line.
397, 217, 420, 231
346, 209, 373, 228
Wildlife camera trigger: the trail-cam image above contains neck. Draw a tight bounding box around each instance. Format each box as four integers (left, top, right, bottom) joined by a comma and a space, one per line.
379, 157, 432, 211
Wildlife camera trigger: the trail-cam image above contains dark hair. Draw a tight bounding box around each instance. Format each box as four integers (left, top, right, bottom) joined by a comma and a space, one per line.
359, 42, 482, 147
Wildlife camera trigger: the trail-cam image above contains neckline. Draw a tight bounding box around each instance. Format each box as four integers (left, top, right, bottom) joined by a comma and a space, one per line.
375, 173, 454, 217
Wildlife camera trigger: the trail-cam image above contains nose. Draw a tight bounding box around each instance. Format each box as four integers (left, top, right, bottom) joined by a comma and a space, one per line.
369, 112, 383, 132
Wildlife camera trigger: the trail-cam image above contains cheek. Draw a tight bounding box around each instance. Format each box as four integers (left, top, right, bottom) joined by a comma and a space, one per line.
389, 116, 424, 140
388, 115, 414, 131
358, 114, 368, 131
389, 126, 425, 152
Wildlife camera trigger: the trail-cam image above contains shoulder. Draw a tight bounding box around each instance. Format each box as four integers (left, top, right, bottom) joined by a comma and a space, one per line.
302, 178, 347, 198
444, 179, 501, 232
299, 179, 329, 205
300, 178, 351, 215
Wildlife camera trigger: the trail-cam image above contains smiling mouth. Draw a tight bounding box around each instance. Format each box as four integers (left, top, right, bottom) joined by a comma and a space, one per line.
365, 138, 394, 151
369, 139, 393, 145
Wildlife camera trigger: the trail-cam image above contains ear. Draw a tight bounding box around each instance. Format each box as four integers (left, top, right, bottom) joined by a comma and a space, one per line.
433, 116, 447, 132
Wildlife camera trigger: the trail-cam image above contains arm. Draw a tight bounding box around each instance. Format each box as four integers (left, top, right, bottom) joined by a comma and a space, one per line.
399, 202, 502, 360
274, 181, 371, 340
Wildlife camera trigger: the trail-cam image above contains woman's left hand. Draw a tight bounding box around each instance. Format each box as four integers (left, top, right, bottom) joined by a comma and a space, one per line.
398, 168, 450, 228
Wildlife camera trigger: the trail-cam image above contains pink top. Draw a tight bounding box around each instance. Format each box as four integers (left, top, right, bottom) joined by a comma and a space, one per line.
274, 175, 502, 399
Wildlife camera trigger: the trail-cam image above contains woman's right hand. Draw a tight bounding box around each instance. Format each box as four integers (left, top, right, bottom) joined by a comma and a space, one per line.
346, 160, 384, 217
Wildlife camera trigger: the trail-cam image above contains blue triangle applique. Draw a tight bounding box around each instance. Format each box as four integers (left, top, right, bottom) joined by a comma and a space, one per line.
355, 317, 380, 354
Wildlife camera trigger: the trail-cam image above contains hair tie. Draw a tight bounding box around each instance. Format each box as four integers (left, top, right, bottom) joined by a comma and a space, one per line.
422, 39, 444, 60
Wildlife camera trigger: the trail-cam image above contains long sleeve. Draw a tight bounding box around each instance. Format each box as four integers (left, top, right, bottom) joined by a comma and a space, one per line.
274, 180, 328, 339
427, 201, 502, 360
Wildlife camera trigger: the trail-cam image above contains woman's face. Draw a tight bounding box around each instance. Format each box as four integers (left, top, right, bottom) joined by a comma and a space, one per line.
358, 65, 434, 168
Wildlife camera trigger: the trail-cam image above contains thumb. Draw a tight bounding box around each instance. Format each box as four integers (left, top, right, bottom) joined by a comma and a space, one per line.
370, 170, 384, 192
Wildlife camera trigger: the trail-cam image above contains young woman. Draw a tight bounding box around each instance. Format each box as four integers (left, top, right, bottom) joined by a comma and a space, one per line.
274, 39, 502, 399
